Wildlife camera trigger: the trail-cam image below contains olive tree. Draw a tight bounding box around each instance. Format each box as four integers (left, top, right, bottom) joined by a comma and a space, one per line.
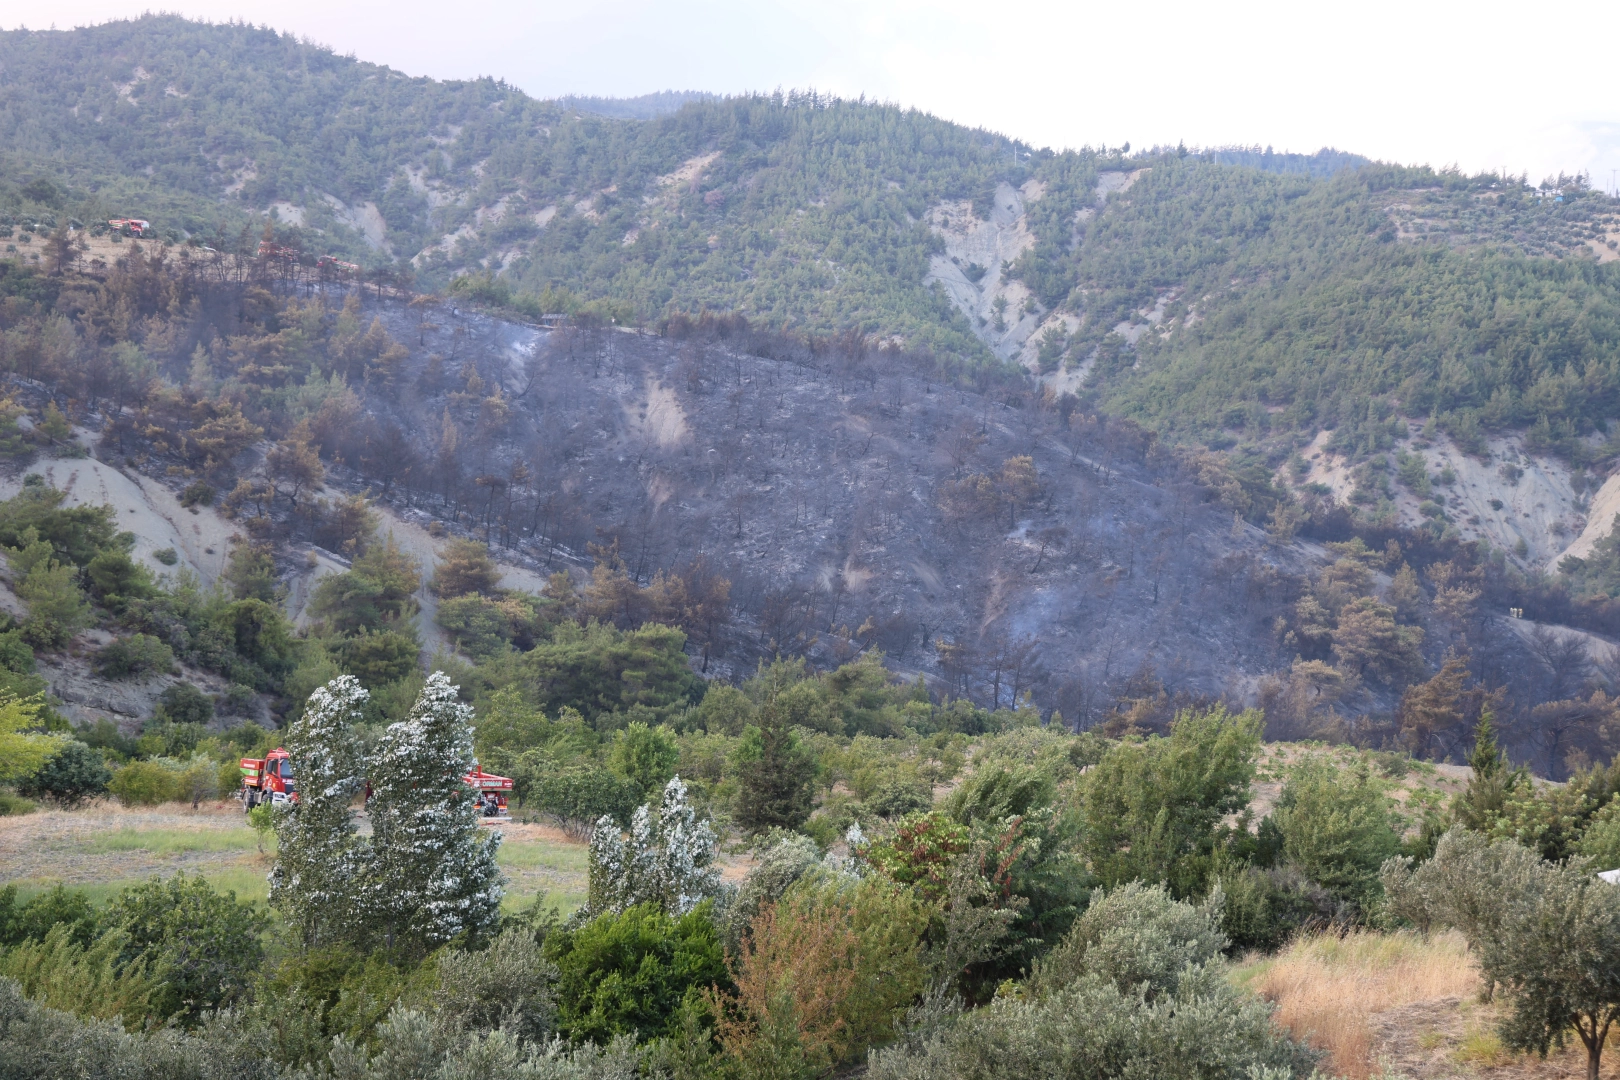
1384, 828, 1620, 1080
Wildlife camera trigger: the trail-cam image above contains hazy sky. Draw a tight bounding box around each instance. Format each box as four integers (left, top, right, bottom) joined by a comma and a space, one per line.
8, 0, 1620, 188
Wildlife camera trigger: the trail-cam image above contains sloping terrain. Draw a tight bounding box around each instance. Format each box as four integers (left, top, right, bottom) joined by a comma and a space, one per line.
295, 294, 1307, 707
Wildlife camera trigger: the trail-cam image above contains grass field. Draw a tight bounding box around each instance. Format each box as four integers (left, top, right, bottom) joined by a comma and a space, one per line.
0, 801, 590, 915
1232, 930, 1602, 1080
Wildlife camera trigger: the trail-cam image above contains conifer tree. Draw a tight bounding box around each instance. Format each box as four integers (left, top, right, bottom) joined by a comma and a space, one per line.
270, 675, 369, 947
1454, 709, 1525, 832
367, 671, 503, 950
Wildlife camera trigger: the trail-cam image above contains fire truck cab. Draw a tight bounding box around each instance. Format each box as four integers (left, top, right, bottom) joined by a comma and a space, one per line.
108, 218, 152, 237
240, 749, 296, 810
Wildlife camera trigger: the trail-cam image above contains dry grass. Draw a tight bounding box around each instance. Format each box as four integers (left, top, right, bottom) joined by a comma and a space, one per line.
1238, 930, 1479, 1079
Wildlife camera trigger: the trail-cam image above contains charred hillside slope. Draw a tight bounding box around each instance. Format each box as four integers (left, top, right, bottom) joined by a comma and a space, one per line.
2, 248, 1582, 763
320, 297, 1301, 717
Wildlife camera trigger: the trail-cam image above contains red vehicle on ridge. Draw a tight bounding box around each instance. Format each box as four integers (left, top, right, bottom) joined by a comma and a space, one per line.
240, 750, 511, 820
108, 218, 152, 237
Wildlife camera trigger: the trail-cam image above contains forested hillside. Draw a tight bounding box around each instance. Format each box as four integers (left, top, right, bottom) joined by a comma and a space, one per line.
5, 16, 1618, 481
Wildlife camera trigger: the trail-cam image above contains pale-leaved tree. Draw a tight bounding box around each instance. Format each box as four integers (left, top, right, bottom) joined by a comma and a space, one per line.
368, 671, 504, 949
586, 776, 720, 916
270, 675, 371, 947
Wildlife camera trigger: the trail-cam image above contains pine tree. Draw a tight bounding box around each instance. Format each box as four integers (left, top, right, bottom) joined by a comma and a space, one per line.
367, 671, 503, 950
270, 675, 369, 947
1455, 709, 1525, 832
732, 704, 816, 834
587, 776, 720, 916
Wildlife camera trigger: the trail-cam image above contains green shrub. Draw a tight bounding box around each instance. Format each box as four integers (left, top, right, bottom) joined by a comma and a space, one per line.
526, 766, 641, 830
152, 547, 179, 566
866, 775, 932, 818
607, 721, 679, 798
101, 873, 269, 1023
1079, 706, 1263, 898
108, 760, 181, 806
137, 720, 206, 759
0, 883, 99, 949
153, 682, 213, 726
86, 551, 154, 606
727, 873, 930, 1071
333, 628, 419, 687
1270, 759, 1400, 908
18, 557, 90, 648
75, 717, 139, 759
1216, 862, 1334, 953
1035, 881, 1226, 998
93, 634, 175, 678
264, 943, 432, 1046
434, 926, 557, 1042
0, 924, 154, 1027
179, 482, 214, 508
544, 899, 729, 1043
867, 960, 1315, 1080
0, 791, 35, 815
436, 593, 511, 658
17, 740, 110, 806
219, 683, 260, 717
0, 629, 36, 674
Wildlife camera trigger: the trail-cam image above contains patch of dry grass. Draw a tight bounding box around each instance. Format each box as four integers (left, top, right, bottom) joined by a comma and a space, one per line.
1237, 930, 1479, 1079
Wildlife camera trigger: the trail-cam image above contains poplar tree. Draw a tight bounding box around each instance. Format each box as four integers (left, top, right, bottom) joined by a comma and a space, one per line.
269, 675, 369, 947
587, 776, 720, 916
367, 671, 503, 950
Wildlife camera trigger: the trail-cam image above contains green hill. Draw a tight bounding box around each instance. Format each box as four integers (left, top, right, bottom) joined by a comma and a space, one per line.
4, 15, 1620, 469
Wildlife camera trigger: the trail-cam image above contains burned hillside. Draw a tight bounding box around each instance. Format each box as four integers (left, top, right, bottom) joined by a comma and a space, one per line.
0, 247, 1596, 766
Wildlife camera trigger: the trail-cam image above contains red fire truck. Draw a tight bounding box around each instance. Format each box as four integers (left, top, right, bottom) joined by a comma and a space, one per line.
108, 218, 152, 237
239, 748, 295, 808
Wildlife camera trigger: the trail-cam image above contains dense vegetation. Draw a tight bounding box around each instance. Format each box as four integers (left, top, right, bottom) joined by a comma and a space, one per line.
10, 659, 1620, 1078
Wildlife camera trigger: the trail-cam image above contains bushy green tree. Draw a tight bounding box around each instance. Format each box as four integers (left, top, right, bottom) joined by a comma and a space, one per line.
0, 694, 62, 783
16, 740, 109, 807
310, 534, 420, 634
92, 633, 175, 677
367, 671, 503, 951
432, 538, 500, 598
271, 675, 370, 948
224, 542, 279, 602
529, 766, 642, 830
154, 682, 214, 726
1453, 709, 1525, 832
107, 760, 180, 806
543, 899, 728, 1043
526, 621, 704, 727
0, 883, 98, 948
334, 628, 420, 687
472, 684, 549, 760
101, 872, 269, 1023
1079, 706, 1262, 897
732, 700, 817, 834
1270, 759, 1400, 907
17, 556, 90, 648
608, 721, 679, 798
